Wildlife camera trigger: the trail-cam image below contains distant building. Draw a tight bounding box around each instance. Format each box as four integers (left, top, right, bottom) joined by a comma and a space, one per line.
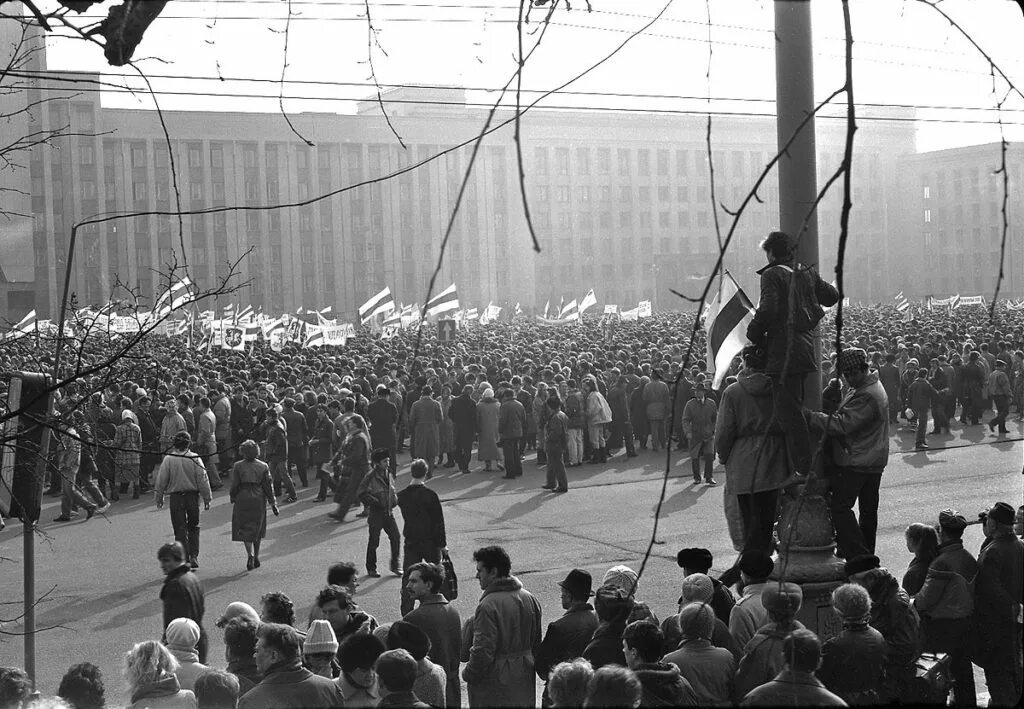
894, 142, 1024, 300
16, 24, 999, 323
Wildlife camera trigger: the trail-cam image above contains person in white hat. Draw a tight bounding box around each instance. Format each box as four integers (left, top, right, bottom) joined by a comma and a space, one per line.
303, 620, 339, 678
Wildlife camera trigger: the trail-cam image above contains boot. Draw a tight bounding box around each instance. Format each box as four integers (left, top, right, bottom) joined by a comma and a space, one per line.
132, 483, 140, 500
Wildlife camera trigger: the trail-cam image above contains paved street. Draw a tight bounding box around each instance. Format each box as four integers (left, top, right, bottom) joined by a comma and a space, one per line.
1, 418, 1021, 701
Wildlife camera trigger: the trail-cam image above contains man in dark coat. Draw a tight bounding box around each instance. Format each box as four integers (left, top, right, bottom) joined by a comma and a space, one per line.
535, 569, 600, 704
606, 376, 636, 456
583, 584, 634, 669
367, 385, 399, 475
497, 389, 527, 479
973, 501, 1024, 707
397, 459, 446, 615
404, 561, 462, 708
879, 354, 901, 424
676, 548, 735, 626
159, 541, 208, 663
623, 620, 699, 706
280, 397, 309, 487
448, 385, 477, 474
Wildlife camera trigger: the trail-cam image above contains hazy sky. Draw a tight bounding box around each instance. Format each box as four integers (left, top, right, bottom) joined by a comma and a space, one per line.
37, 0, 1024, 152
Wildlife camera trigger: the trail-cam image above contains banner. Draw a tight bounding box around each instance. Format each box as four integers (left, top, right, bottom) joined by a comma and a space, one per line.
268, 329, 288, 352
604, 304, 618, 314
638, 300, 652, 318
956, 295, 985, 307
1006, 299, 1024, 311
322, 323, 355, 346
221, 324, 245, 351
381, 325, 401, 339
620, 307, 639, 321
535, 315, 581, 327
110, 316, 141, 333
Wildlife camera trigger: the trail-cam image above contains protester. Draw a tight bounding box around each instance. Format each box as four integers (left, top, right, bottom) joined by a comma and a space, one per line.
740, 629, 846, 706
123, 640, 196, 709
535, 568, 599, 701
663, 602, 735, 706
57, 663, 105, 709
356, 447, 401, 577
164, 618, 209, 691
621, 620, 698, 706
734, 583, 805, 699
402, 561, 462, 707
728, 550, 774, 651
154, 432, 213, 569
192, 671, 239, 709
374, 649, 430, 708
228, 440, 279, 571
158, 542, 209, 664
397, 458, 446, 614
301, 621, 339, 679
239, 623, 344, 709
221, 617, 261, 695
583, 665, 642, 708
547, 659, 593, 709
682, 383, 718, 484
816, 583, 886, 705
335, 633, 384, 706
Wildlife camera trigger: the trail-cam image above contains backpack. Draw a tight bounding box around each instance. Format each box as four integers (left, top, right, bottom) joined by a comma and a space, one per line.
774, 264, 827, 332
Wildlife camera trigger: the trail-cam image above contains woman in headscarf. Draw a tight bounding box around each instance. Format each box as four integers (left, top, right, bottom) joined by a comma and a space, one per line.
111, 407, 143, 500
229, 439, 278, 571
475, 388, 501, 471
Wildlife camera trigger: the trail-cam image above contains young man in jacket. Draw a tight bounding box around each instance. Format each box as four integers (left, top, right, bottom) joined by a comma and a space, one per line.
158, 541, 209, 664
805, 347, 889, 559
913, 509, 979, 707
448, 385, 477, 474
154, 432, 213, 569
404, 561, 463, 708
542, 397, 570, 492
463, 545, 543, 707
498, 389, 527, 479
240, 622, 344, 709
683, 383, 718, 485
357, 448, 400, 577
397, 459, 447, 614
622, 620, 699, 706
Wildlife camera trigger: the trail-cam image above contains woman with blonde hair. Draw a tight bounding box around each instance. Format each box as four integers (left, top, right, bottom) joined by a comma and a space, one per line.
229, 439, 278, 571
123, 640, 196, 709
902, 522, 940, 596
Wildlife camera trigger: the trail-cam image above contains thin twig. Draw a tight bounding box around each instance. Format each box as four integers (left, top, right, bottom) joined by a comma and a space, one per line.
279, 0, 314, 146
364, 0, 405, 148
513, 0, 543, 254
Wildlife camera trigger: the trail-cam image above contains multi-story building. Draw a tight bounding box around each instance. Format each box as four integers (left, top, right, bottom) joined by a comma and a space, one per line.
894, 142, 1024, 300
3, 24, 936, 321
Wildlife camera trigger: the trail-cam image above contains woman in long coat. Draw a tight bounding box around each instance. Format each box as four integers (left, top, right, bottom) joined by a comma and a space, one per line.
475, 389, 501, 470
229, 439, 278, 570
111, 408, 142, 500
630, 376, 651, 448
439, 385, 455, 467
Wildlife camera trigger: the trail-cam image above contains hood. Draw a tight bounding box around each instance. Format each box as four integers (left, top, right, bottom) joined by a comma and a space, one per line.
483, 575, 523, 597
480, 396, 498, 405
738, 370, 774, 396
131, 672, 181, 704
635, 662, 685, 700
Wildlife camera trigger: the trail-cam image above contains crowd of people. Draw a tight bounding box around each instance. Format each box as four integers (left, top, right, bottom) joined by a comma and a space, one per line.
2, 229, 1024, 706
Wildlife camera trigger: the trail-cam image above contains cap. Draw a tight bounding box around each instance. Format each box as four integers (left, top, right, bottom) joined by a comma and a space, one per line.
985, 501, 1015, 525
386, 620, 432, 661
216, 601, 260, 628
677, 602, 715, 640
602, 565, 639, 596
762, 582, 803, 614
558, 569, 594, 599
677, 547, 713, 571
843, 554, 881, 577
303, 620, 339, 655
939, 508, 968, 532
738, 550, 774, 579
837, 347, 869, 373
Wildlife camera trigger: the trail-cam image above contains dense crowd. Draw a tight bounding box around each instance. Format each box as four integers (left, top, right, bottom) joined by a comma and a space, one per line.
2, 290, 1023, 707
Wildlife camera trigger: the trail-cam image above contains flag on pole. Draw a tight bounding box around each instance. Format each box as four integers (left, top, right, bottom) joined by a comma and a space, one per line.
514, 302, 523, 317
558, 298, 579, 321
154, 276, 195, 317
426, 283, 460, 317
542, 300, 550, 319
704, 273, 755, 389
358, 286, 396, 324
464, 307, 479, 322
579, 289, 597, 315
236, 304, 254, 323
383, 306, 403, 326
6, 309, 37, 339
894, 291, 910, 313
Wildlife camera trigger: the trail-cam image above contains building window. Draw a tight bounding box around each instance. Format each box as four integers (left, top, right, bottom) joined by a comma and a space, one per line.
619, 212, 632, 228
617, 149, 630, 176
657, 149, 669, 176
322, 244, 333, 263
658, 186, 670, 202
557, 186, 570, 203
81, 180, 97, 199
243, 147, 257, 169
191, 214, 205, 232
132, 182, 147, 201
924, 209, 931, 223
659, 211, 670, 228
556, 148, 570, 176
131, 145, 146, 167
270, 245, 282, 264
212, 182, 225, 201
597, 148, 610, 175
190, 182, 204, 201
534, 147, 548, 175
188, 146, 202, 168
639, 212, 651, 228
639, 186, 650, 202
923, 186, 930, 199
269, 211, 281, 231
246, 212, 260, 231
301, 244, 314, 263
619, 186, 631, 202
678, 186, 689, 202
79, 145, 95, 165
637, 149, 650, 176
576, 148, 590, 175
210, 146, 223, 168
213, 212, 226, 232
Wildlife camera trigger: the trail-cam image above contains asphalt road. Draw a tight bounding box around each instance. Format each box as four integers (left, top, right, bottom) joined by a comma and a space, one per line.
1, 417, 1021, 703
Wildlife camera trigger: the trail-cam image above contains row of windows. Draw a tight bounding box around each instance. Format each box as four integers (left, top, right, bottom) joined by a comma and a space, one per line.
535, 184, 712, 204
532, 146, 784, 179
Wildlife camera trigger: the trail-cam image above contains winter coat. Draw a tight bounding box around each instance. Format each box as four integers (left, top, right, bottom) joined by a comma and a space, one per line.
662, 614, 740, 662
212, 395, 231, 440
396, 483, 446, 547
366, 397, 399, 451
439, 396, 454, 452
915, 539, 979, 621
564, 390, 586, 429
902, 555, 931, 597
716, 372, 793, 496
448, 392, 477, 442
630, 381, 649, 437
585, 390, 613, 426
410, 395, 442, 461
237, 661, 345, 709
729, 582, 769, 652
866, 571, 921, 671
463, 575, 543, 708
663, 639, 735, 706
735, 621, 806, 700
682, 397, 717, 456
404, 593, 463, 708
583, 620, 629, 669
498, 398, 527, 440
746, 260, 839, 375
357, 465, 397, 513
545, 410, 569, 448
634, 661, 699, 707
817, 621, 886, 705
972, 531, 1024, 671
607, 385, 631, 423
643, 378, 671, 420
807, 371, 889, 473
475, 397, 501, 461
534, 602, 599, 680
907, 377, 937, 412
127, 673, 197, 709
113, 420, 142, 483
740, 670, 846, 706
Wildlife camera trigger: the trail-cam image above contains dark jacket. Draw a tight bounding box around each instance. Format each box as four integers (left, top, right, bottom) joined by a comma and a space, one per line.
746, 260, 839, 375
404, 593, 462, 708
866, 570, 920, 669
908, 377, 937, 412
583, 620, 629, 669
161, 563, 204, 631
634, 661, 699, 707
817, 621, 886, 705
607, 385, 631, 423
237, 661, 344, 709
280, 408, 307, 444
973, 530, 1024, 670
808, 371, 889, 473
396, 483, 446, 547
902, 555, 931, 597
741, 670, 846, 706
366, 397, 399, 450
447, 393, 477, 440
535, 602, 600, 680
498, 398, 527, 439
915, 539, 979, 621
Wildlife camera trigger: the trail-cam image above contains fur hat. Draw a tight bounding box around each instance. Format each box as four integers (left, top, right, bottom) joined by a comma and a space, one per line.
762, 582, 803, 615
738, 550, 774, 579
676, 548, 713, 572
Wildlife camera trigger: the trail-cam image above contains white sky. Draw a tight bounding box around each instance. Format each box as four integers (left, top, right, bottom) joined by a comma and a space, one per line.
38, 0, 1024, 152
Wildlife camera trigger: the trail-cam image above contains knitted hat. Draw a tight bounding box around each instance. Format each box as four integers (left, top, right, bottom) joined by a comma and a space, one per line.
602, 565, 639, 596
837, 347, 868, 373
677, 602, 715, 640
762, 582, 803, 615
165, 618, 200, 651
593, 585, 635, 624
304, 620, 339, 655
680, 573, 714, 604
676, 548, 713, 572
843, 554, 880, 577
